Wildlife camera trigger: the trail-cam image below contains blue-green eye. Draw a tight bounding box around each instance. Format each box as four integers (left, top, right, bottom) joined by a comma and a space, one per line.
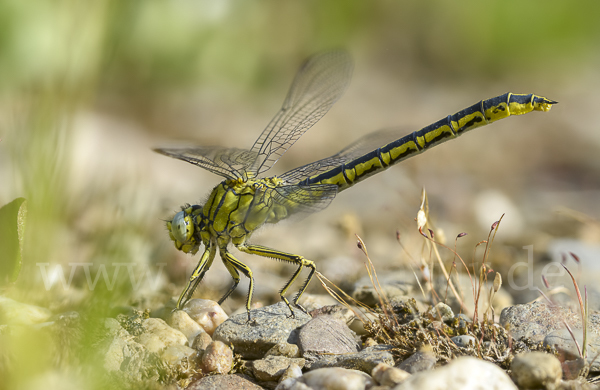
170, 210, 193, 243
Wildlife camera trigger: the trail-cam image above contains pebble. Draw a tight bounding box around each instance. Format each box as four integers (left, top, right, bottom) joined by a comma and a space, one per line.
372, 362, 410, 387
396, 348, 436, 373
201, 340, 233, 374
252, 355, 305, 382
307, 344, 394, 373
451, 335, 476, 348
168, 309, 206, 346
160, 344, 197, 365
298, 294, 339, 312
265, 342, 301, 358
277, 367, 374, 390
543, 328, 600, 371
426, 302, 454, 323
510, 352, 562, 389
279, 363, 303, 382
308, 304, 355, 324
182, 299, 228, 336
187, 373, 264, 389
0, 296, 52, 325
352, 271, 414, 306
499, 300, 580, 343
135, 317, 188, 353
298, 315, 360, 363
561, 358, 586, 380
191, 330, 213, 351
213, 302, 311, 359
102, 320, 146, 378
394, 356, 517, 390
104, 326, 144, 372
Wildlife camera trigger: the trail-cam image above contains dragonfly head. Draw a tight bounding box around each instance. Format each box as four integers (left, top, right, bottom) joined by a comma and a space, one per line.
166, 205, 203, 255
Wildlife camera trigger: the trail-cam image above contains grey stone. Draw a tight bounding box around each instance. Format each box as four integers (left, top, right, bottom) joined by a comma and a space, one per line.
307, 344, 394, 373
544, 328, 600, 372
510, 352, 562, 389
353, 271, 414, 306
499, 301, 581, 343
299, 315, 359, 363
188, 373, 263, 390
191, 330, 213, 351
426, 302, 454, 323
213, 302, 311, 359
451, 335, 476, 348
396, 349, 436, 373
265, 342, 301, 358
252, 355, 305, 382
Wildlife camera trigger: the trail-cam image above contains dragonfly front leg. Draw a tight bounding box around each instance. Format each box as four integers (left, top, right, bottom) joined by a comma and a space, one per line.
219, 248, 255, 322
177, 242, 216, 310
237, 243, 316, 317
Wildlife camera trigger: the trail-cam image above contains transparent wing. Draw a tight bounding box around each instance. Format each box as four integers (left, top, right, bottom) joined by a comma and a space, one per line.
249, 50, 353, 176
154, 146, 257, 180
279, 127, 409, 184
269, 183, 339, 216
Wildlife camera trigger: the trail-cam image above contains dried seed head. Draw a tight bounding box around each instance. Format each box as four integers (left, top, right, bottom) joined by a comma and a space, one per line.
457, 232, 468, 238
493, 273, 502, 293
569, 252, 580, 263
417, 209, 427, 230
542, 274, 551, 289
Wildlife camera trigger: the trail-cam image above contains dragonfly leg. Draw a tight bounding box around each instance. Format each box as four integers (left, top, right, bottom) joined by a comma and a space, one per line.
220, 248, 255, 322
237, 243, 315, 317
176, 243, 216, 310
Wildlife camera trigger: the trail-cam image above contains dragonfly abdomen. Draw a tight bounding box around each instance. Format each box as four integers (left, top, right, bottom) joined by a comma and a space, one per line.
304, 93, 555, 191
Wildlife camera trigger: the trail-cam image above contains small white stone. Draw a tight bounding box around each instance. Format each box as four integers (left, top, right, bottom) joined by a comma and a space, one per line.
372, 362, 410, 386
169, 309, 206, 346
161, 344, 197, 365
394, 356, 517, 390
182, 299, 228, 336
136, 317, 187, 353
279, 363, 303, 382
301, 367, 374, 390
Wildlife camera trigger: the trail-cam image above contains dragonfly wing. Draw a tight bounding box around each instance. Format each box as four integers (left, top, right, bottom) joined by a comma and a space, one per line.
249, 51, 353, 175
279, 127, 410, 184
154, 146, 258, 180
269, 183, 339, 216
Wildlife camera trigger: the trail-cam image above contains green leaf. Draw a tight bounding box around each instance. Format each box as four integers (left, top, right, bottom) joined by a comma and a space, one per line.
0, 198, 27, 285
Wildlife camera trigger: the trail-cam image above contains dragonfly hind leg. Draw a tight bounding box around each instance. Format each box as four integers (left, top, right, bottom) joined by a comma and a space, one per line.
237, 243, 316, 317
219, 248, 255, 322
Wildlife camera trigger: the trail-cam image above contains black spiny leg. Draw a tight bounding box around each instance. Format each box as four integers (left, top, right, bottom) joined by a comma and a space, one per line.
220, 248, 255, 322
176, 244, 216, 310
237, 243, 316, 317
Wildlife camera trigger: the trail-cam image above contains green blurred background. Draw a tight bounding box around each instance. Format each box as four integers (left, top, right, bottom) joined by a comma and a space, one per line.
1, 0, 600, 384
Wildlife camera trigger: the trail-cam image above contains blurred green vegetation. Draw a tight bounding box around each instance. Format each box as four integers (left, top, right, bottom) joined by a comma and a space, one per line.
0, 0, 599, 387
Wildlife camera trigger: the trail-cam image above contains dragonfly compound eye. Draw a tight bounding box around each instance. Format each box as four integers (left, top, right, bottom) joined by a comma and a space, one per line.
170, 210, 194, 244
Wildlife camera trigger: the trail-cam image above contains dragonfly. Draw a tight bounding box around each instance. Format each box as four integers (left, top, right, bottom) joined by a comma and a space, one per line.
155, 51, 555, 320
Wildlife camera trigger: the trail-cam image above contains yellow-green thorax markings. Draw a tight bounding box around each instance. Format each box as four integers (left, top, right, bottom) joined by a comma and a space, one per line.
155, 51, 555, 321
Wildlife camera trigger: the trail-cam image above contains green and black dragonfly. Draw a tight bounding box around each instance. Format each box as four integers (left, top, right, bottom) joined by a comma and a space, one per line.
155, 51, 555, 319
